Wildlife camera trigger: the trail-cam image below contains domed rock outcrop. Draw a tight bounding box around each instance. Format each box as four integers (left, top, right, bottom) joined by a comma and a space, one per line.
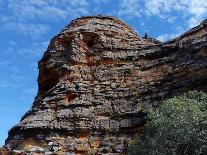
2, 16, 207, 154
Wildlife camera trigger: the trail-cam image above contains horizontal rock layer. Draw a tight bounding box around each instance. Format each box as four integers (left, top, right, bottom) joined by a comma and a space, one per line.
3, 16, 207, 154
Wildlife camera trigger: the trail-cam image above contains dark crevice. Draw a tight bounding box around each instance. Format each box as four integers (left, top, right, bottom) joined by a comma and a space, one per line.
81, 32, 99, 48
38, 67, 60, 93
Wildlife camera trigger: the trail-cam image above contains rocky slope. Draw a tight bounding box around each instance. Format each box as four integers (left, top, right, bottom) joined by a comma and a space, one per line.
1, 16, 207, 154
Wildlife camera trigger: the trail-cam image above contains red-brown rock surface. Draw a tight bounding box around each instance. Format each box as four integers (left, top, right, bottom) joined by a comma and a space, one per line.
2, 16, 207, 154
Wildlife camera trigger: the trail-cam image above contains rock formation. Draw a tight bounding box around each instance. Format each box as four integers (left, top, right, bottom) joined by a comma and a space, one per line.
2, 16, 207, 154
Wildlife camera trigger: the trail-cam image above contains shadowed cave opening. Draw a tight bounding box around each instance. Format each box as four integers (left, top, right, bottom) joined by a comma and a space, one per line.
81, 32, 99, 48
38, 68, 60, 93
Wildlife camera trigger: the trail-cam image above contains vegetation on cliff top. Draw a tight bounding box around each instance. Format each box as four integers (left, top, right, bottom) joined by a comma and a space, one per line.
128, 91, 207, 155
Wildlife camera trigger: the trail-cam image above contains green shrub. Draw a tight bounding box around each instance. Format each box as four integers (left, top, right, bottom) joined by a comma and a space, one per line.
128, 91, 207, 155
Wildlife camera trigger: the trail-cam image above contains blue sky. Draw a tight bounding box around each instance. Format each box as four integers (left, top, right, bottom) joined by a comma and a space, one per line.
0, 0, 207, 146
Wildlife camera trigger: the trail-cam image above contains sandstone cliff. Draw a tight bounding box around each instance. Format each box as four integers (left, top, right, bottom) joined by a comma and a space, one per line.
2, 16, 207, 154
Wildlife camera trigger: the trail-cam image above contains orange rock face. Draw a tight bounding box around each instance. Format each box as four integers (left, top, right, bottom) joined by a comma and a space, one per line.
2, 16, 207, 154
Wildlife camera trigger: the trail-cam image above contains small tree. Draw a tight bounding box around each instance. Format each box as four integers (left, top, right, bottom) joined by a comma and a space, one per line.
128, 91, 207, 155
144, 32, 149, 39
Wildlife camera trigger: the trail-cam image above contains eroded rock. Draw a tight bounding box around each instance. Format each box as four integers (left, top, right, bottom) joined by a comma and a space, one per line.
2, 15, 207, 154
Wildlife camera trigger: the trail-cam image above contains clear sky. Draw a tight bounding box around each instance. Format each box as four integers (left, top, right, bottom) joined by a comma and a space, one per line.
0, 0, 207, 146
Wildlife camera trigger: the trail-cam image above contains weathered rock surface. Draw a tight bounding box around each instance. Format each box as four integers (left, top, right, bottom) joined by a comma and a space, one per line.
2, 16, 207, 154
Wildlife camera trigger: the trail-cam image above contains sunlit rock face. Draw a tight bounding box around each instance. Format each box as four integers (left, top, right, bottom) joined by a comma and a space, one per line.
3, 16, 207, 154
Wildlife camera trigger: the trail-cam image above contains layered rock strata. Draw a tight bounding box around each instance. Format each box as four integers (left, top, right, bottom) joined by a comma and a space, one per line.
3, 16, 207, 154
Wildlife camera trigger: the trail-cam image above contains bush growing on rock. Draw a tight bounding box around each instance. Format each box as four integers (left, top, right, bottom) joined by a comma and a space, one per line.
128, 91, 207, 155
